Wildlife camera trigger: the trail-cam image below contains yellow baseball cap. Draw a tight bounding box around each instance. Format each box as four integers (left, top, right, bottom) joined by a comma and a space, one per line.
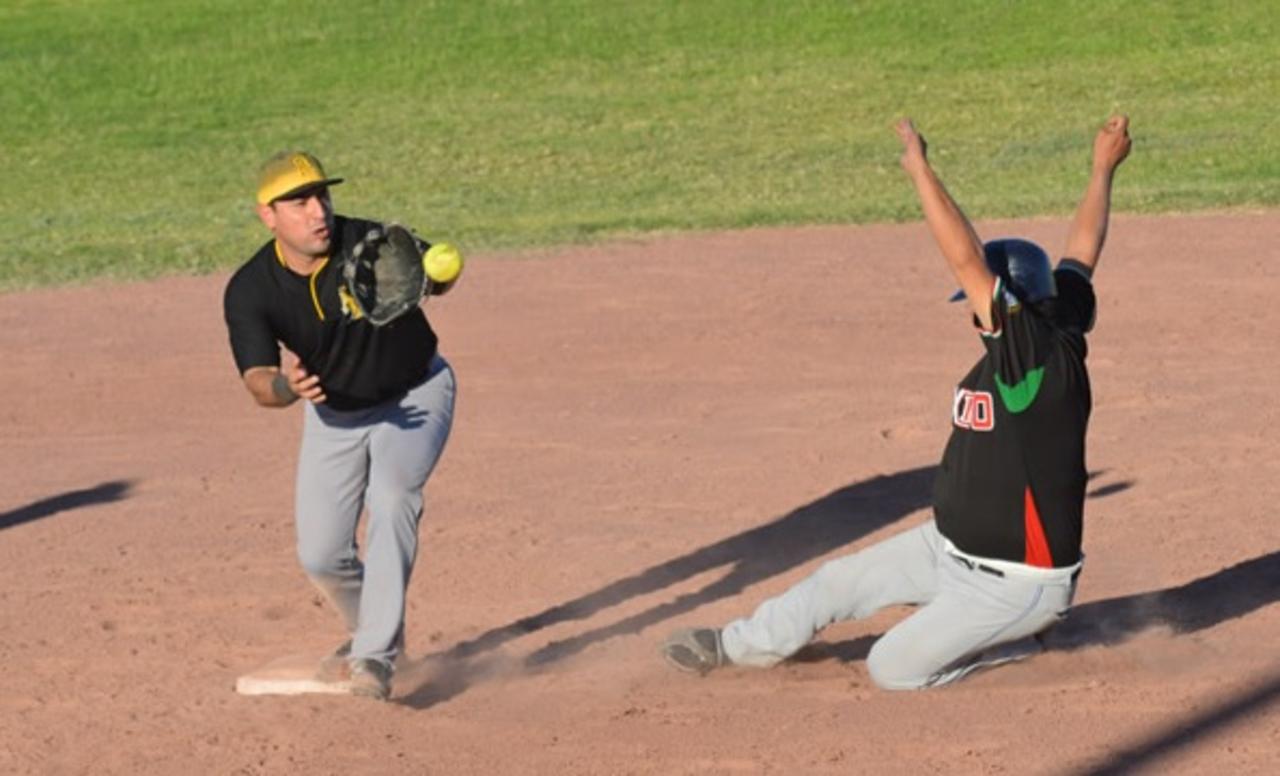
256, 150, 344, 205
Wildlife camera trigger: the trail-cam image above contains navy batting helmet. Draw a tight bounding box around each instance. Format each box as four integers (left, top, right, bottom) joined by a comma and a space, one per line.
949, 238, 1056, 303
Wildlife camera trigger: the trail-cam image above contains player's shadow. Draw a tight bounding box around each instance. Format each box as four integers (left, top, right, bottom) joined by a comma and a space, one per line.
1084, 468, 1132, 500
0, 480, 133, 531
1048, 548, 1280, 650
400, 464, 938, 708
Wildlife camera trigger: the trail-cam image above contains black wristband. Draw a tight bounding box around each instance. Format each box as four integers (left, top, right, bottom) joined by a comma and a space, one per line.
271, 373, 298, 403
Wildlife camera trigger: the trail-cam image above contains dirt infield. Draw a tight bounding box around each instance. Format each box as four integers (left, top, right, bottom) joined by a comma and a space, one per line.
2, 213, 1278, 775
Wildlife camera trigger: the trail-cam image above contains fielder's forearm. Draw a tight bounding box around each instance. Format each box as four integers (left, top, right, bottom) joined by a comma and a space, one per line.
1064, 168, 1117, 272
242, 367, 298, 408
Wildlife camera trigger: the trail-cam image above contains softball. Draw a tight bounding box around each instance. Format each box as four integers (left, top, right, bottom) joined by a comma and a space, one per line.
422, 242, 464, 284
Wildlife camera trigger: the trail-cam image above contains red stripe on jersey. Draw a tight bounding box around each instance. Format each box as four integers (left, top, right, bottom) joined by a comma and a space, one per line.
1023, 487, 1054, 568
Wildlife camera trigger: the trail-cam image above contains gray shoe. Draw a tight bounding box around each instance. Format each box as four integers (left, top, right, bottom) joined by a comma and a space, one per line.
662, 627, 726, 675
349, 658, 392, 701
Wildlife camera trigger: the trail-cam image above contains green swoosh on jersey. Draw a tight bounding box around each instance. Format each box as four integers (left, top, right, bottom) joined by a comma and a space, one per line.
994, 366, 1045, 414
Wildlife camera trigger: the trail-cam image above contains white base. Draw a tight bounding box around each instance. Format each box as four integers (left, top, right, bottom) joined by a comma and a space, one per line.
235, 653, 351, 696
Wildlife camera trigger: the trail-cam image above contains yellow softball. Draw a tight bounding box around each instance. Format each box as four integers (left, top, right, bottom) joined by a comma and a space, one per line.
422, 242, 464, 284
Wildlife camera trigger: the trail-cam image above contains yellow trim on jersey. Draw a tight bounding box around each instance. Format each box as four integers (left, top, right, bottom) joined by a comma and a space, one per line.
309, 257, 329, 321
274, 240, 329, 321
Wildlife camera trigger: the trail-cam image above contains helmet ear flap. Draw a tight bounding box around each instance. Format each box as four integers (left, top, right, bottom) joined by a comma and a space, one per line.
983, 238, 1055, 303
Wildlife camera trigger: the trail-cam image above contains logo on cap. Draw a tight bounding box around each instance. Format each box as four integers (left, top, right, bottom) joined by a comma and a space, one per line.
291, 154, 317, 178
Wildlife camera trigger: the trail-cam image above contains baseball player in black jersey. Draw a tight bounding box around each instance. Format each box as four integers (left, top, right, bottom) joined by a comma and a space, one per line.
223, 151, 459, 700
663, 116, 1132, 688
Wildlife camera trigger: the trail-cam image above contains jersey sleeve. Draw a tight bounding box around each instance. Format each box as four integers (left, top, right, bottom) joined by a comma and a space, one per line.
1047, 262, 1098, 333
980, 277, 1055, 414
223, 268, 281, 375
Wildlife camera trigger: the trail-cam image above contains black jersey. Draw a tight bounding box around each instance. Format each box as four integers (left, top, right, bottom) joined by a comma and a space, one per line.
223, 215, 439, 411
932, 266, 1096, 568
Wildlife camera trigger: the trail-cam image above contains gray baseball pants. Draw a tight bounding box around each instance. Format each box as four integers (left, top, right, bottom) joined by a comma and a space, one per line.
294, 353, 456, 668
720, 519, 1079, 689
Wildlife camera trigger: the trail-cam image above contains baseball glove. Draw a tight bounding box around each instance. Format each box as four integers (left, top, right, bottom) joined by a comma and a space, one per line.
342, 223, 430, 326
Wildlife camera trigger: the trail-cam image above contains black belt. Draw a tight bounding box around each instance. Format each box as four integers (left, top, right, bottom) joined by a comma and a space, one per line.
951, 554, 1005, 578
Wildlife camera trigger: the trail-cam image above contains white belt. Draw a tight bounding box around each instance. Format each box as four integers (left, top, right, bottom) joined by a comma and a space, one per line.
944, 539, 1083, 583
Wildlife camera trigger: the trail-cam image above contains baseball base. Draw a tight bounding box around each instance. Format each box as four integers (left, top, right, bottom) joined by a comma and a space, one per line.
234, 653, 352, 696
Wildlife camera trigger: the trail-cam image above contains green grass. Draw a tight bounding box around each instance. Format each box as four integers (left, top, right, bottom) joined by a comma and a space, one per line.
1, 0, 1276, 289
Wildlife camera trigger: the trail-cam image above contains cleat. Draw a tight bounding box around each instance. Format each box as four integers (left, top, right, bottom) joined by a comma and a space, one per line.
661, 627, 726, 676
349, 658, 392, 701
